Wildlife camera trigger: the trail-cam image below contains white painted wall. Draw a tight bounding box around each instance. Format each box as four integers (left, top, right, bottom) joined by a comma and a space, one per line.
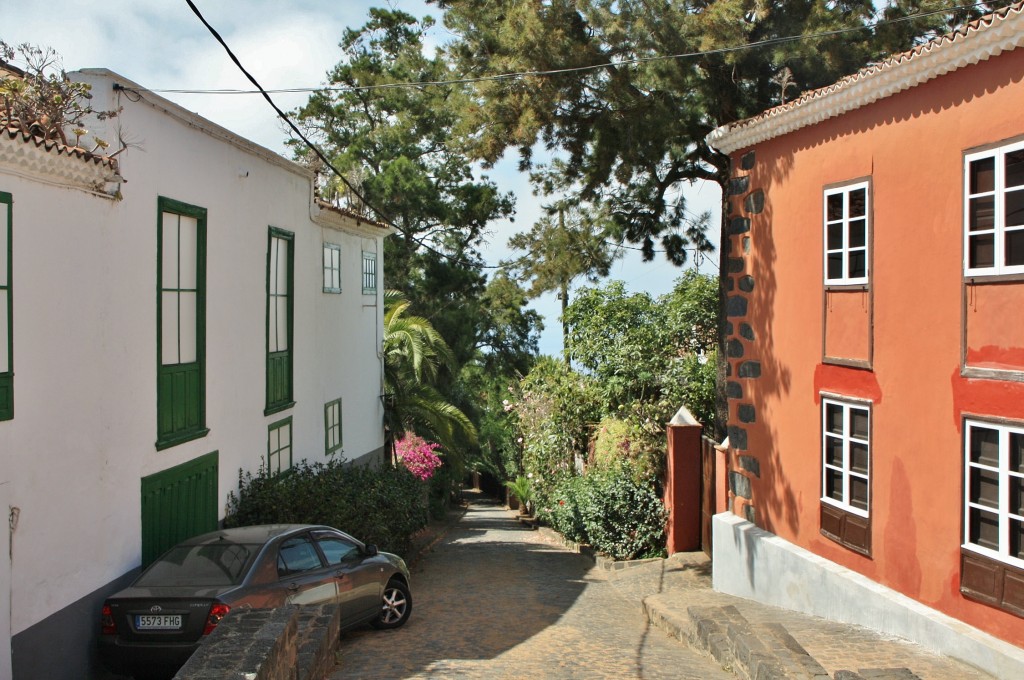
0, 69, 388, 641
712, 513, 1024, 679
0, 482, 10, 680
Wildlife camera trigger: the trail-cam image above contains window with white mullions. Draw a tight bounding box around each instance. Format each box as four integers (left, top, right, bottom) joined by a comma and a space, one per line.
324, 398, 342, 456
362, 251, 377, 294
822, 398, 870, 517
266, 228, 294, 413
965, 141, 1024, 276
323, 243, 341, 293
824, 182, 870, 285
268, 417, 292, 475
964, 420, 1024, 568
161, 212, 199, 365
156, 197, 207, 448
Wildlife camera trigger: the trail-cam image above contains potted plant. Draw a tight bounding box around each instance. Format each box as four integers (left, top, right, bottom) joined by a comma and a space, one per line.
505, 475, 534, 516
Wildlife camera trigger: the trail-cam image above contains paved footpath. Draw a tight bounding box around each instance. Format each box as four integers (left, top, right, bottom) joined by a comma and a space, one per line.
329, 495, 734, 679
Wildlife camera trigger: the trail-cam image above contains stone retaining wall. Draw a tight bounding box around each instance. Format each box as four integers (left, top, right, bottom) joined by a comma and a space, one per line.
174, 603, 341, 680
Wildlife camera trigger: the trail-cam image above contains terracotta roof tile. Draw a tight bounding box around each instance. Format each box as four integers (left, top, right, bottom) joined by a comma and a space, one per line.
707, 1, 1024, 154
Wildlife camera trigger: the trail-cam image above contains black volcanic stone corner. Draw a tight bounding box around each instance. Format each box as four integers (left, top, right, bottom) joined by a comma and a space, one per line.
728, 175, 750, 196
738, 361, 761, 378
738, 454, 761, 477
728, 425, 748, 450
729, 471, 752, 498
728, 217, 751, 235
726, 296, 748, 317
744, 189, 765, 215
726, 381, 743, 399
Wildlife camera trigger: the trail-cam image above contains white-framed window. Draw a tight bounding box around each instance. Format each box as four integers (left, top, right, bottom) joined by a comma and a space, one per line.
362, 251, 377, 294
822, 397, 870, 517
323, 243, 342, 293
266, 228, 294, 414
268, 416, 293, 475
824, 182, 870, 285
963, 419, 1024, 569
965, 141, 1024, 276
325, 398, 342, 456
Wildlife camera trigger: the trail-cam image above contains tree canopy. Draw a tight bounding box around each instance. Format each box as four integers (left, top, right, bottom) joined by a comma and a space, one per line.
434, 0, 1005, 263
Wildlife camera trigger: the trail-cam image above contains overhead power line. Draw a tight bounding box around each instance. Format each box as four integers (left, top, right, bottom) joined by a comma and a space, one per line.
156, 2, 992, 97
184, 0, 502, 271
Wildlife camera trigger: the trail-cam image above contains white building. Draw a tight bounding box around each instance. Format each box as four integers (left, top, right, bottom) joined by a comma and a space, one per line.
0, 68, 391, 679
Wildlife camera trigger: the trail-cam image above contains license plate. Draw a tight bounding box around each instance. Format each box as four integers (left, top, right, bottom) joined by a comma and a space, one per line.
136, 614, 182, 630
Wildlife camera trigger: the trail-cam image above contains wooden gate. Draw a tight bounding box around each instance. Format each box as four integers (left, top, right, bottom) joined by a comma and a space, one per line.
700, 436, 717, 557
140, 451, 219, 567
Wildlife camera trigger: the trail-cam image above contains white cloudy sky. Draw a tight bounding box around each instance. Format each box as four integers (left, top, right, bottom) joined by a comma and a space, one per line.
3, 0, 720, 356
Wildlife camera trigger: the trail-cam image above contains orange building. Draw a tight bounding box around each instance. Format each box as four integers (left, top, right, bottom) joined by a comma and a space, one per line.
707, 4, 1024, 674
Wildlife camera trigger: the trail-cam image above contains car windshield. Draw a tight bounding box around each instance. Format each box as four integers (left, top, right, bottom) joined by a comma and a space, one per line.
137, 543, 257, 587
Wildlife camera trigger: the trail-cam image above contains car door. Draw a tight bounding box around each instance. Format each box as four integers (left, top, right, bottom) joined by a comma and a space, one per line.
276, 534, 338, 605
313, 530, 382, 625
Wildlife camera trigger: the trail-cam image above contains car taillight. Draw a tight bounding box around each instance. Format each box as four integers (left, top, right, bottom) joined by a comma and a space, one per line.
203, 603, 230, 635
101, 604, 116, 635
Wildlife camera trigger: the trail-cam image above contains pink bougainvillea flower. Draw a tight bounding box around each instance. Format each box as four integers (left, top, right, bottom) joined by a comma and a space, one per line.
395, 434, 443, 481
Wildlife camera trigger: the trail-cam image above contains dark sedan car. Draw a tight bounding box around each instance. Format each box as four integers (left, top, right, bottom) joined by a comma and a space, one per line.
99, 524, 411, 680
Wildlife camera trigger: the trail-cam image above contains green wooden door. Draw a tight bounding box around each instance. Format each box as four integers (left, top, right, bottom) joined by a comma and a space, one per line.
140, 451, 219, 567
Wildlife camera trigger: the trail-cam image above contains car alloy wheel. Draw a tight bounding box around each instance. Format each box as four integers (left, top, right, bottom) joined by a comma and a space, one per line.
372, 579, 411, 629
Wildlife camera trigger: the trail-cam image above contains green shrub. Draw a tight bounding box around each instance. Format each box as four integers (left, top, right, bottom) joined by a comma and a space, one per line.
540, 474, 588, 544
592, 415, 664, 480
579, 463, 667, 560
540, 464, 666, 560
224, 459, 428, 557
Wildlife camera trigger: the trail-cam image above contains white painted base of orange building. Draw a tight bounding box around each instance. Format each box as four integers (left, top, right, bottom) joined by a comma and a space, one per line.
712, 512, 1024, 679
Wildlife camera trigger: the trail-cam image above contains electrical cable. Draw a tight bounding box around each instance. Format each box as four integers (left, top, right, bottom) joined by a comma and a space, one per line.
184, 0, 507, 271
153, 2, 998, 97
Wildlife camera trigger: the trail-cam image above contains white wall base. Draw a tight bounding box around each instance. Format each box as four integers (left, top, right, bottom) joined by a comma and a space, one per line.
712, 512, 1024, 679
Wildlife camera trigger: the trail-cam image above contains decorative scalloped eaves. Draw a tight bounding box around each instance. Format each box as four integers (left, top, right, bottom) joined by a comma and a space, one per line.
707, 3, 1024, 155
0, 128, 122, 197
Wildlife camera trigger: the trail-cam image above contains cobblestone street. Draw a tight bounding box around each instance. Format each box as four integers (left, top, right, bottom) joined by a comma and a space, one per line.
329, 495, 732, 679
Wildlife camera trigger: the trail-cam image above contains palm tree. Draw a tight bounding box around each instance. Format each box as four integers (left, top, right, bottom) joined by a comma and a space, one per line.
382, 290, 477, 458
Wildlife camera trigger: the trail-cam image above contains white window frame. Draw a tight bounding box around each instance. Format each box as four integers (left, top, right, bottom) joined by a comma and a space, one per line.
963, 419, 1024, 569
821, 397, 871, 518
964, 140, 1024, 277
362, 251, 377, 294
325, 398, 342, 456
323, 243, 342, 294
823, 181, 870, 286
268, 417, 293, 475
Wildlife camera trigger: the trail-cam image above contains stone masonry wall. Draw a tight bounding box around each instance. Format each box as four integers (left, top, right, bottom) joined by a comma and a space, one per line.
174, 603, 341, 680
724, 150, 762, 527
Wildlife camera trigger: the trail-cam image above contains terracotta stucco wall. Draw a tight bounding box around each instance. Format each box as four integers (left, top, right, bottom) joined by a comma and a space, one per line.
724, 46, 1024, 645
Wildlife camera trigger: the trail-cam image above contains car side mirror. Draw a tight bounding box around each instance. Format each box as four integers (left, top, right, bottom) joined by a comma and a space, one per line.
364, 544, 379, 557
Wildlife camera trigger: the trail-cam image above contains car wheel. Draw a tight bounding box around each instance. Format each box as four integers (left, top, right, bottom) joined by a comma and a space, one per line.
371, 578, 411, 629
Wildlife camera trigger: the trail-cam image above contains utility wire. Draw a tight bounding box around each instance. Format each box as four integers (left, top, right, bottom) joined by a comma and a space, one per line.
184, 0, 502, 271
156, 2, 995, 97
182, 0, 995, 271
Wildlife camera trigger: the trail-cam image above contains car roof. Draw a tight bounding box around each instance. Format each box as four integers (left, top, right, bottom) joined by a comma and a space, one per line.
178, 524, 331, 547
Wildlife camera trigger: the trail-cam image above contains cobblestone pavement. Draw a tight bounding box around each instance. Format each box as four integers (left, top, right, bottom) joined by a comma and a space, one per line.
329, 495, 734, 679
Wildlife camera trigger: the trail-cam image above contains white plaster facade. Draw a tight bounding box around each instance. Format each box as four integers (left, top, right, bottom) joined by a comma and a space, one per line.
0, 69, 390, 679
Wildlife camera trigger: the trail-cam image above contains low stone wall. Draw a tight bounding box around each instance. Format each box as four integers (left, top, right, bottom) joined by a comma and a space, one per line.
174, 603, 341, 680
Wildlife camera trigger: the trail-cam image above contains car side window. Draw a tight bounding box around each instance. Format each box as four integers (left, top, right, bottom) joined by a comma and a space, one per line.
277, 536, 323, 577
314, 532, 361, 565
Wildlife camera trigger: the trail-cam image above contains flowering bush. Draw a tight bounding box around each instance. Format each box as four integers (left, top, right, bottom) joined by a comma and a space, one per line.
395, 434, 443, 481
